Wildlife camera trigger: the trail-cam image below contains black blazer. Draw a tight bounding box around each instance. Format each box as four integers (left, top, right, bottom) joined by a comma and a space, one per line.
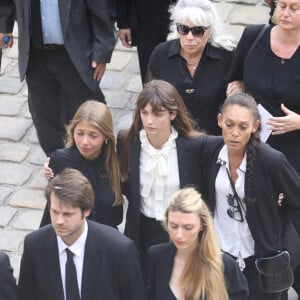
18, 220, 147, 300
202, 136, 300, 268
118, 134, 206, 247
39, 146, 122, 227
0, 0, 114, 91
0, 251, 17, 300
147, 243, 249, 300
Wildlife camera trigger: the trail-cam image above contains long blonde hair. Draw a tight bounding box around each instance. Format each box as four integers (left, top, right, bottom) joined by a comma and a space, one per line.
66, 100, 122, 206
165, 187, 229, 300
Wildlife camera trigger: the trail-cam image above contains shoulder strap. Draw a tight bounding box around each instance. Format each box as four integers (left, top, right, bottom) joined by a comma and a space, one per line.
245, 25, 269, 64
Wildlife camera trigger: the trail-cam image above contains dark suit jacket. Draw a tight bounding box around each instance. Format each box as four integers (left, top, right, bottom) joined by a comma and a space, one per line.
118, 133, 206, 248
18, 220, 147, 300
202, 136, 300, 268
0, 0, 115, 91
147, 243, 249, 300
0, 251, 17, 300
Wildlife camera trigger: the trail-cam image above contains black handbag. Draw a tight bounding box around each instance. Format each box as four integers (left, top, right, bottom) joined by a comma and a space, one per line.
255, 250, 294, 294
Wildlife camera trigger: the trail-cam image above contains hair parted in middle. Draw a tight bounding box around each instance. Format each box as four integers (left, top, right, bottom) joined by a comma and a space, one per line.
220, 92, 261, 204
119, 80, 203, 180
65, 100, 122, 206
45, 168, 94, 213
165, 187, 229, 300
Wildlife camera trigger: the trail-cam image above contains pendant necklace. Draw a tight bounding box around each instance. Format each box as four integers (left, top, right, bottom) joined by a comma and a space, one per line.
281, 58, 285, 64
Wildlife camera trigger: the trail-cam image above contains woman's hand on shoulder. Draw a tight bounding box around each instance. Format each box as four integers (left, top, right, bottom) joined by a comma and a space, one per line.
44, 157, 54, 180
267, 104, 300, 135
226, 81, 245, 97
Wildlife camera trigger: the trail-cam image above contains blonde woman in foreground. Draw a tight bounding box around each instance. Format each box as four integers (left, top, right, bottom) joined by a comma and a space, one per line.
147, 187, 248, 300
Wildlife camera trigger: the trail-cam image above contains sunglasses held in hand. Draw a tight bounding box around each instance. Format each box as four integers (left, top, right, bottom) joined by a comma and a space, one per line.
176, 24, 210, 37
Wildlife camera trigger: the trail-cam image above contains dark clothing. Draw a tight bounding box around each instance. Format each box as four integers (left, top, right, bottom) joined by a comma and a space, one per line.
40, 146, 123, 228
226, 25, 300, 175
18, 220, 147, 300
201, 136, 300, 299
226, 25, 300, 295
147, 39, 234, 135
116, 0, 175, 83
0, 251, 17, 300
0, 0, 115, 155
147, 243, 249, 300
117, 133, 205, 251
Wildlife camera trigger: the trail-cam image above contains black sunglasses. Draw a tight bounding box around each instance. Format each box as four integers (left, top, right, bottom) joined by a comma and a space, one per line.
176, 24, 210, 37
226, 194, 245, 222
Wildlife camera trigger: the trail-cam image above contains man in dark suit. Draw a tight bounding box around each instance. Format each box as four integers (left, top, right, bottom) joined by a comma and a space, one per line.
0, 251, 17, 300
18, 168, 146, 300
116, 0, 176, 83
0, 0, 115, 156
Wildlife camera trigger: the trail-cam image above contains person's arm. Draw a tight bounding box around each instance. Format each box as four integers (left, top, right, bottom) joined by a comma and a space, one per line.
86, 0, 115, 81
118, 241, 147, 300
0, 0, 15, 48
223, 253, 249, 300
0, 252, 17, 300
18, 236, 38, 300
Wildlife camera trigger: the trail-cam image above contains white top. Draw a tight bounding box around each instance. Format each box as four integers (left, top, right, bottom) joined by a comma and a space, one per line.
139, 127, 180, 221
214, 145, 254, 270
57, 219, 88, 299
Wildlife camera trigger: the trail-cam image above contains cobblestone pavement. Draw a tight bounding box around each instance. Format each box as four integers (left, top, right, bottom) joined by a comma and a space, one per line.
0, 2, 297, 298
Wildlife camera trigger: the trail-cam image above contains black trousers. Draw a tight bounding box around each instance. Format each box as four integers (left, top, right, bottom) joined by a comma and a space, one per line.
26, 47, 105, 156
140, 213, 169, 277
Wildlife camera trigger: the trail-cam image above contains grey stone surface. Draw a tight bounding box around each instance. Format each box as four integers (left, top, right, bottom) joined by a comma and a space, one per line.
0, 206, 18, 227
9, 189, 46, 210
12, 210, 43, 231
0, 117, 32, 141
0, 143, 30, 162
0, 162, 32, 186
0, 96, 26, 116
0, 230, 28, 252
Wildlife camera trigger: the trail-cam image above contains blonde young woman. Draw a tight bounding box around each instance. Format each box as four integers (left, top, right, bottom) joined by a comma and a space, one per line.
147, 187, 249, 300
40, 100, 123, 228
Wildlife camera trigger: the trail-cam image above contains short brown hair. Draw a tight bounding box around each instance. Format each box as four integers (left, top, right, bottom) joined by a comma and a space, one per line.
45, 168, 94, 212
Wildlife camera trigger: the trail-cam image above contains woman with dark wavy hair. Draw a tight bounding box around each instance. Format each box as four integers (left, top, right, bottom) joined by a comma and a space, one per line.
118, 79, 205, 272
201, 93, 300, 299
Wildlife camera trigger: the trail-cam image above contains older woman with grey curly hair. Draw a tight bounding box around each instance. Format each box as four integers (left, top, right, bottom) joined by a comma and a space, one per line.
146, 0, 241, 135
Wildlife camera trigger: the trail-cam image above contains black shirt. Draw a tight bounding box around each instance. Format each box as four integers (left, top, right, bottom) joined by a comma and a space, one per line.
146, 39, 234, 135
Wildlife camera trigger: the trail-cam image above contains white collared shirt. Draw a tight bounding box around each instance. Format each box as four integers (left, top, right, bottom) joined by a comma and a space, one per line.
139, 127, 180, 221
214, 145, 254, 268
57, 220, 88, 299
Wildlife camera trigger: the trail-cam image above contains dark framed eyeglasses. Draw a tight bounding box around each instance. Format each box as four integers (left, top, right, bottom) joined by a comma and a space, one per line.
226, 194, 244, 222
176, 24, 210, 37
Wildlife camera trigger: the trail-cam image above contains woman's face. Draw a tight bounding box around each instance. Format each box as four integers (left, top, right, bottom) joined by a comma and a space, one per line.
140, 103, 176, 140
73, 120, 106, 160
179, 20, 211, 57
168, 211, 202, 251
218, 104, 259, 156
276, 0, 300, 29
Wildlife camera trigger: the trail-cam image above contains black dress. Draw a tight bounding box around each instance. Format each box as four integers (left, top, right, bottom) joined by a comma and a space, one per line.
40, 146, 123, 228
226, 24, 300, 175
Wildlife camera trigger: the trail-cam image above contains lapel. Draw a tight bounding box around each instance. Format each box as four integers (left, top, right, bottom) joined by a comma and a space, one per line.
58, 0, 72, 38
81, 221, 102, 300
45, 228, 65, 299
159, 244, 176, 298
129, 138, 141, 210
176, 136, 188, 188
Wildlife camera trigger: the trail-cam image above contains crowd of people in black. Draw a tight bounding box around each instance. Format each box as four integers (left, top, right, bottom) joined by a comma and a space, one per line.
1, 0, 300, 299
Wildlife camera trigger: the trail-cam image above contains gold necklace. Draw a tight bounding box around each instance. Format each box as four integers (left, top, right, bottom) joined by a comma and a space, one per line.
186, 62, 197, 70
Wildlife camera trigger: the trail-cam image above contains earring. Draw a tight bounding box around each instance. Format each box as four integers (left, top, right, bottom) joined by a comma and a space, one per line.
105, 140, 108, 145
